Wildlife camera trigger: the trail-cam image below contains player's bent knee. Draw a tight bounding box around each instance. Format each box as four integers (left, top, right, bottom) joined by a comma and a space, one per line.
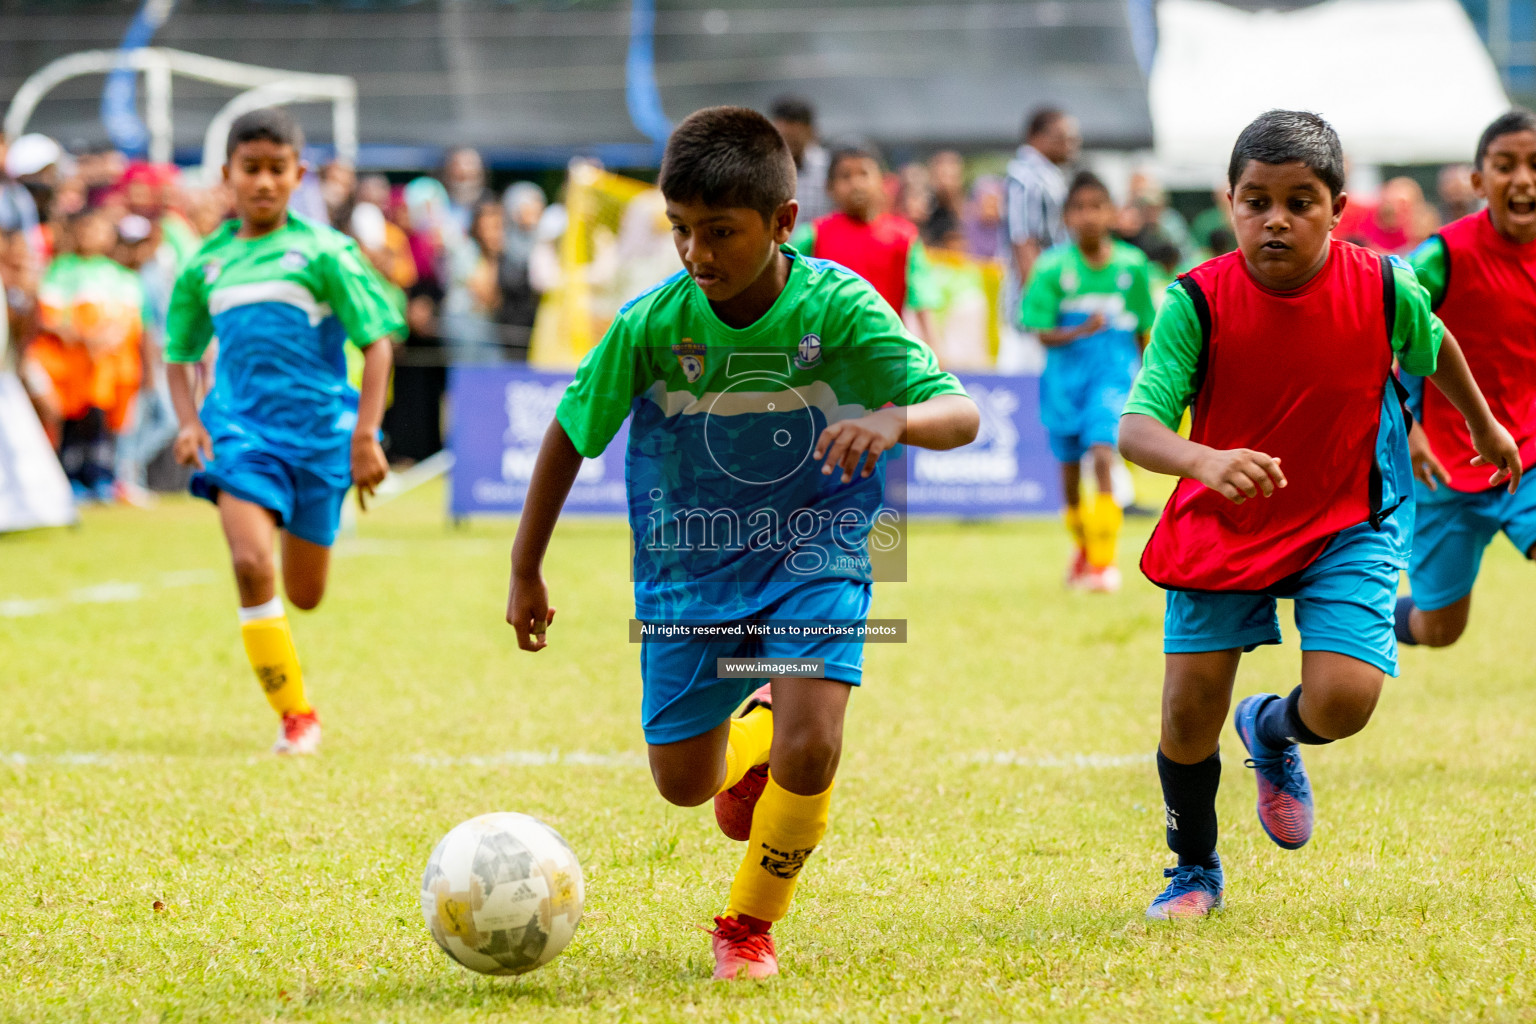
286, 589, 324, 612
1307, 684, 1380, 739
1416, 617, 1466, 648
1162, 693, 1228, 743
229, 548, 275, 590
649, 767, 715, 808
772, 728, 842, 792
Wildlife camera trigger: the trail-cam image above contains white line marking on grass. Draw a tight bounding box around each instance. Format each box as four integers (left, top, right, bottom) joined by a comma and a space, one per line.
970, 752, 1154, 769
3, 749, 648, 769
68, 582, 144, 604
0, 598, 58, 618
160, 569, 220, 587
3, 751, 133, 766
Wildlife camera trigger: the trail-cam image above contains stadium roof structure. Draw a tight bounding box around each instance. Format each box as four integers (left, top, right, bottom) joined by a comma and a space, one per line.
1151, 0, 1511, 171
0, 0, 1155, 169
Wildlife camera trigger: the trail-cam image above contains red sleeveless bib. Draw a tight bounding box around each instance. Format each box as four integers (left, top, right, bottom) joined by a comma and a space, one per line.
1418, 211, 1536, 492
1140, 241, 1398, 592
812, 212, 915, 313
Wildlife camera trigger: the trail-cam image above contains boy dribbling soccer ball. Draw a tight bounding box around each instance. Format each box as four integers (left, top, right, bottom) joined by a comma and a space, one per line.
165, 108, 403, 754
1119, 110, 1520, 918
505, 107, 978, 980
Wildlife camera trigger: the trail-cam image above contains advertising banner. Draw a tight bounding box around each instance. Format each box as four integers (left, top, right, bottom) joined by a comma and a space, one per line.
448, 367, 1060, 518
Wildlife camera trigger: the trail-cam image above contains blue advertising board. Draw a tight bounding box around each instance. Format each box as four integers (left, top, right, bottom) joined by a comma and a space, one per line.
448, 366, 1061, 518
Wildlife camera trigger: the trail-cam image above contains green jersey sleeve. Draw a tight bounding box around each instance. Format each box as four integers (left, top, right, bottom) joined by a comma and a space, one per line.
316, 240, 407, 348
164, 258, 214, 363
904, 238, 941, 311
1407, 236, 1448, 309
1018, 251, 1063, 332
1389, 256, 1442, 377
1123, 283, 1203, 429
835, 281, 966, 408
555, 312, 647, 458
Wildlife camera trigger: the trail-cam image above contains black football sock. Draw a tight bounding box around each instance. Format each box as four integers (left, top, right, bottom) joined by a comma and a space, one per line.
1157, 749, 1221, 867
1255, 685, 1331, 750
1394, 596, 1420, 645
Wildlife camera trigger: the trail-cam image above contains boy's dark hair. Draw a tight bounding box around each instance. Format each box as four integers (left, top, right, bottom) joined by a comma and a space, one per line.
1024, 107, 1065, 142
1475, 108, 1536, 168
658, 106, 795, 221
826, 142, 883, 186
768, 96, 815, 127
1227, 110, 1345, 196
226, 107, 305, 160
1065, 170, 1111, 205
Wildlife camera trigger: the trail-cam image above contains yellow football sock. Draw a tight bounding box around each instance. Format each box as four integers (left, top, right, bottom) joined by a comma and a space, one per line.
1064, 504, 1086, 553
716, 706, 774, 795
725, 774, 832, 923
238, 597, 311, 716
1084, 492, 1123, 569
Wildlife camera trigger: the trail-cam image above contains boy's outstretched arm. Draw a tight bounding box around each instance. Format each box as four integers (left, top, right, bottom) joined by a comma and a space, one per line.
814, 393, 979, 484
352, 339, 393, 509
507, 420, 586, 652
1119, 413, 1287, 505
166, 361, 212, 469
1425, 330, 1522, 492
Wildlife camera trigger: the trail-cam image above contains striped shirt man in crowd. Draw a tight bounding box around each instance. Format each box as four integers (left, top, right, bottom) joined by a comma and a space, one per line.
1001, 107, 1081, 327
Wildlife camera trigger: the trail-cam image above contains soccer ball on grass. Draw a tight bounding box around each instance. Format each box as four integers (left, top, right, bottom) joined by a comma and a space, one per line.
420, 812, 584, 975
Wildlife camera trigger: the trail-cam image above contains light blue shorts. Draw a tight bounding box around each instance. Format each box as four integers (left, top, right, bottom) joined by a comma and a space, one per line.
1041, 357, 1133, 464
638, 579, 872, 745
192, 443, 348, 548
1407, 481, 1536, 611
1163, 521, 1403, 676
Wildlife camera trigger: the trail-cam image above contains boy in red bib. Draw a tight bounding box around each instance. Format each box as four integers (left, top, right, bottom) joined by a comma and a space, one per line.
791, 143, 939, 340
1119, 111, 1521, 919
1395, 110, 1536, 648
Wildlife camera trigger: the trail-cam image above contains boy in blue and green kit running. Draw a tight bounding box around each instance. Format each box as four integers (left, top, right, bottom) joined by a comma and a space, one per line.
166, 108, 404, 755
1021, 171, 1155, 592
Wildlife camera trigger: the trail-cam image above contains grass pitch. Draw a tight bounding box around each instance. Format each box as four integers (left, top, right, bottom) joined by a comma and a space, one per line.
3, 484, 1534, 1023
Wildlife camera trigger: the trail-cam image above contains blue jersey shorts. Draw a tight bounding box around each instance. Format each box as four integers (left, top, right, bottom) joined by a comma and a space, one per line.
638, 578, 872, 745
1407, 481, 1536, 611
1163, 521, 1404, 676
1040, 340, 1138, 463
191, 439, 349, 548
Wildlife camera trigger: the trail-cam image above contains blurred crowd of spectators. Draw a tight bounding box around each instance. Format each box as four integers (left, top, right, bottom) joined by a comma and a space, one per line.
0, 130, 556, 503
0, 106, 1488, 507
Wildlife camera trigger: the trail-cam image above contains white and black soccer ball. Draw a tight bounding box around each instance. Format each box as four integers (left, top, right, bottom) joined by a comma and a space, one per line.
420, 812, 584, 976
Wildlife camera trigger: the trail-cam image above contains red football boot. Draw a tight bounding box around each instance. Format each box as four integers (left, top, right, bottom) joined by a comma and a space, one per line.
708, 914, 778, 981
713, 684, 772, 841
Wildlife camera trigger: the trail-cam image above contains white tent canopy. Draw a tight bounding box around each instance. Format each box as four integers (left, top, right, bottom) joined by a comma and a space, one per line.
1151, 0, 1510, 177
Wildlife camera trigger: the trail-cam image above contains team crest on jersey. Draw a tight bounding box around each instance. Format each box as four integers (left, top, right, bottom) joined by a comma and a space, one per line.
280, 249, 309, 271
795, 333, 822, 369
1117, 271, 1133, 290
672, 339, 706, 382
1061, 269, 1079, 293
202, 259, 222, 284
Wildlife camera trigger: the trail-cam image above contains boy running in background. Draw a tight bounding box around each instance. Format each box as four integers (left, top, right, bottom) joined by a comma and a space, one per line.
507, 108, 977, 980
165, 108, 403, 755
791, 143, 941, 341
1395, 110, 1536, 648
1020, 171, 1155, 592
1119, 111, 1519, 919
